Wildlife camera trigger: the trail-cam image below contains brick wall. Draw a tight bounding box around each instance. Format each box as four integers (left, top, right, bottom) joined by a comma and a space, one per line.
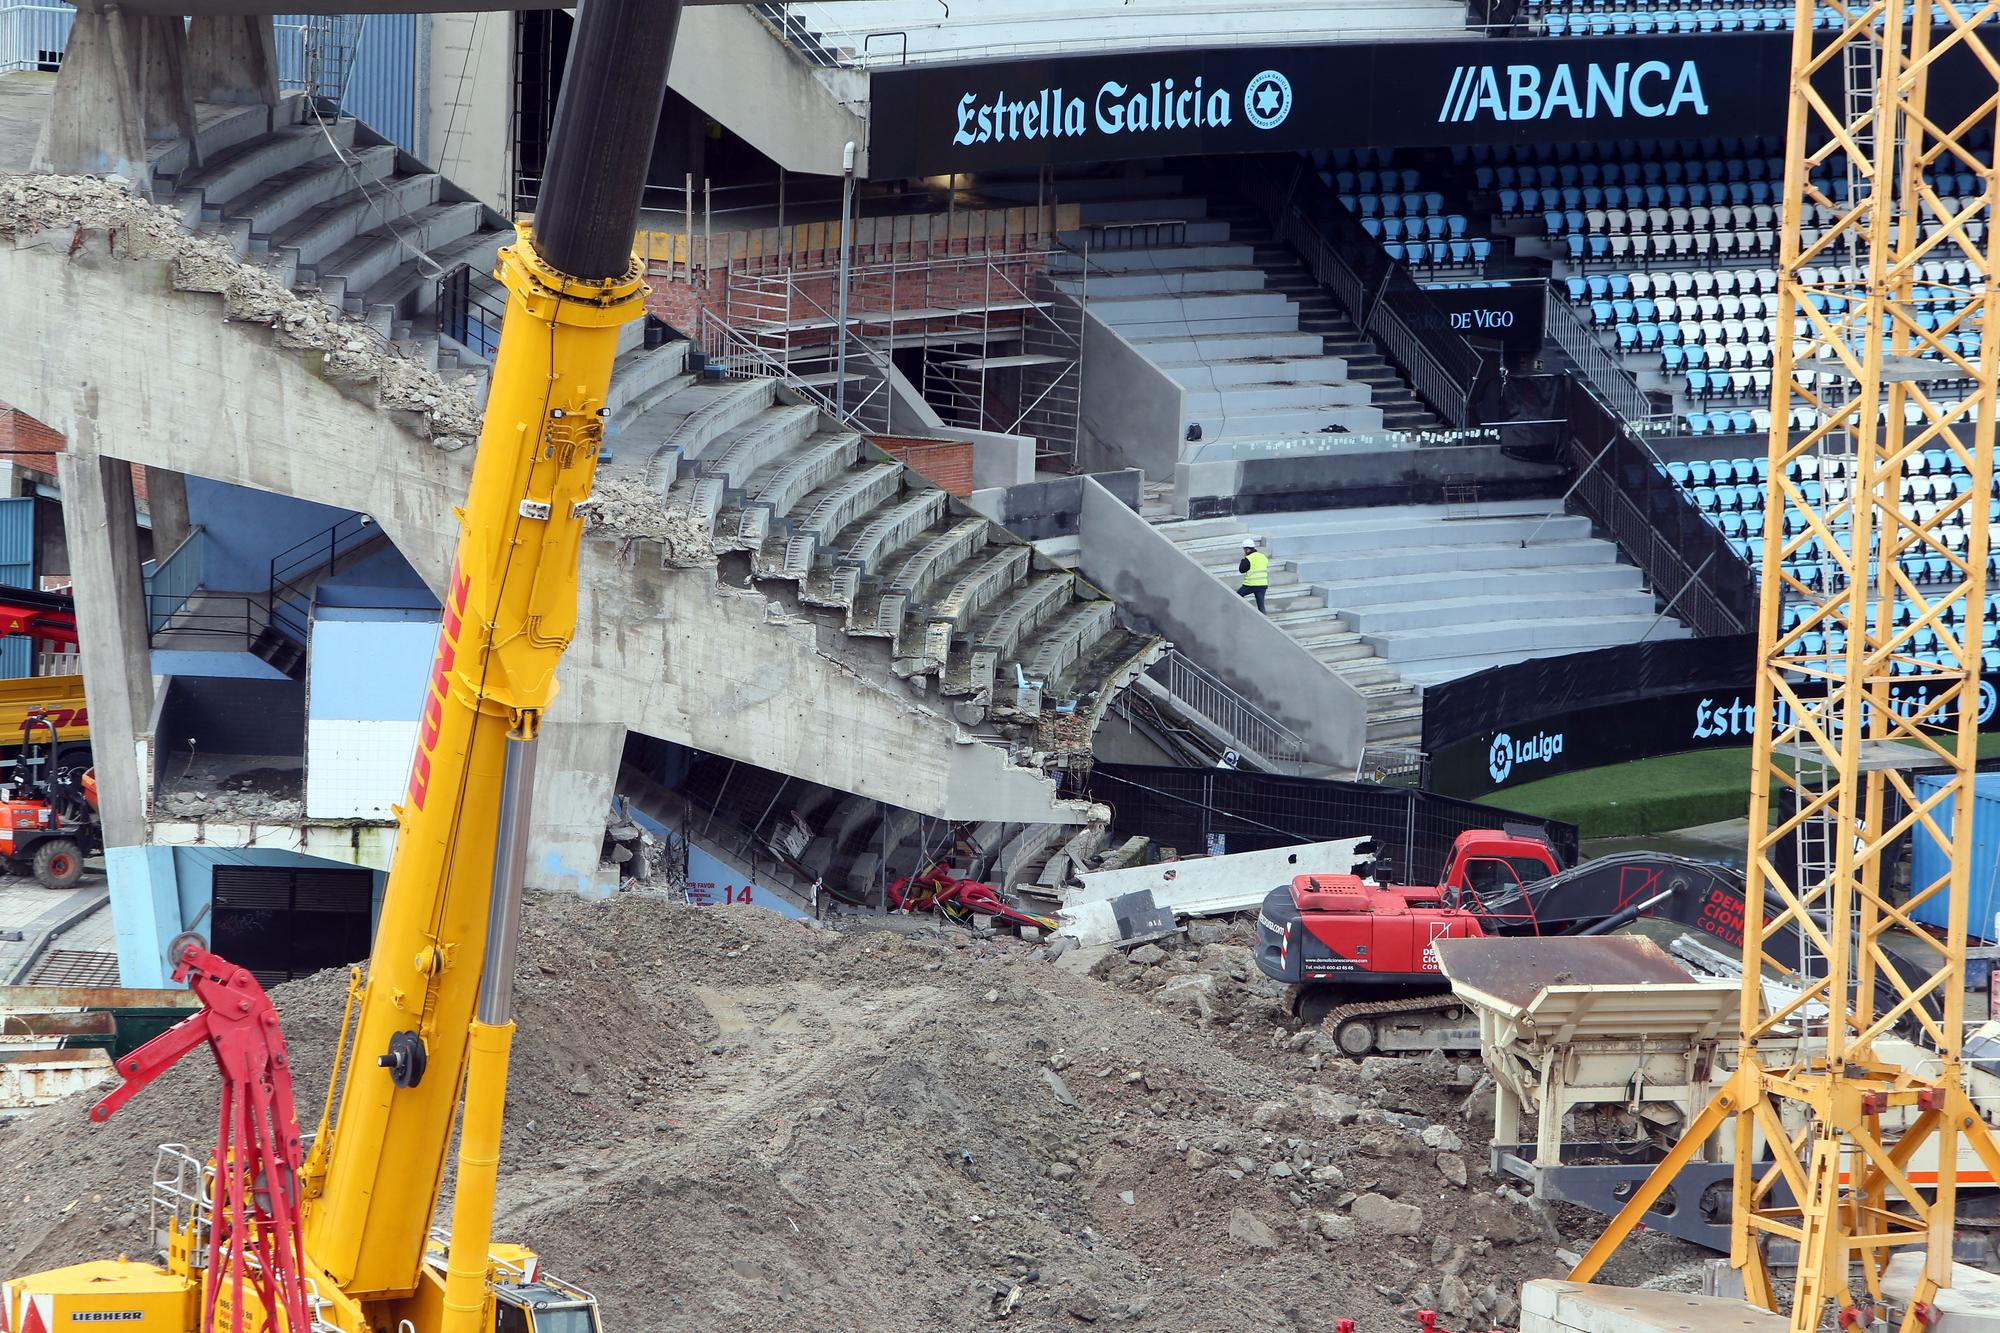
875, 436, 974, 497
0, 401, 148, 506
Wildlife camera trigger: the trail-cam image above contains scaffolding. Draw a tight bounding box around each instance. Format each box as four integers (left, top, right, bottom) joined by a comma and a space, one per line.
723, 252, 1084, 468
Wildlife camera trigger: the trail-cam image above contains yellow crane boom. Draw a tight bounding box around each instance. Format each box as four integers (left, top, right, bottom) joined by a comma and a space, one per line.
2, 2, 684, 1330
1571, 0, 2000, 1326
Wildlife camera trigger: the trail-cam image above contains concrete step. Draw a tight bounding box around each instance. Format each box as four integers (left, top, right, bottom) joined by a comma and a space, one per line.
1062, 218, 1233, 246
1155, 516, 1247, 544
1199, 404, 1386, 438
1367, 613, 1687, 665
1184, 382, 1372, 414
606, 341, 695, 427
1293, 537, 1622, 587
1262, 513, 1593, 557
1078, 196, 1210, 223
1342, 588, 1661, 634
277, 172, 441, 275
1113, 312, 1307, 339
1051, 242, 1256, 274
1053, 267, 1266, 298
319, 200, 486, 312
1324, 561, 1644, 610
983, 174, 1186, 202
229, 144, 402, 257
1088, 290, 1297, 327
1134, 330, 1328, 364
360, 224, 508, 323
176, 120, 356, 220
1163, 356, 1350, 388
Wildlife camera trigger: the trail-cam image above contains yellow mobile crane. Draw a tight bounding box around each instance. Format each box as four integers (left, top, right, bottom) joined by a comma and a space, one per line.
0, 2, 682, 1329
1566, 0, 2000, 1325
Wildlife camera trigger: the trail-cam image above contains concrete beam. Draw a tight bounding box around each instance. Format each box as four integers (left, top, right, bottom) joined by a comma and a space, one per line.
1522, 1282, 1786, 1333
0, 234, 1077, 862
134, 14, 199, 147
104, 843, 180, 986
56, 451, 154, 846
525, 670, 626, 899
31, 1, 150, 187
186, 14, 279, 107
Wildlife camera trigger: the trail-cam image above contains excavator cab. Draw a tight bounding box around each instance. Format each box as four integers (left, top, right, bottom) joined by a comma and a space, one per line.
493, 1279, 602, 1333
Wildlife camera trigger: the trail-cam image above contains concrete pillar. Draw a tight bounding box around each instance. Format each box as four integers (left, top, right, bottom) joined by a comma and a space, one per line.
145, 465, 191, 558
186, 15, 280, 108
30, 0, 150, 189
524, 680, 626, 899
106, 844, 181, 987
57, 453, 154, 848
134, 15, 198, 148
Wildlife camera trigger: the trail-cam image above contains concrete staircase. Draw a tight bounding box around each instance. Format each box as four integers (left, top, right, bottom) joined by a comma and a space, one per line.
1043, 175, 1440, 452
1154, 517, 1424, 748
1155, 499, 1692, 734
155, 94, 506, 381
1275, 500, 1685, 688
599, 326, 1161, 729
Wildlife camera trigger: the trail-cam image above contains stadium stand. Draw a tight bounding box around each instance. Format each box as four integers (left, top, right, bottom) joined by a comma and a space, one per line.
758, 0, 1468, 66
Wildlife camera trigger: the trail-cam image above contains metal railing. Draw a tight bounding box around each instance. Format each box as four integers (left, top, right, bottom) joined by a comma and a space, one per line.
696, 307, 892, 433
437, 263, 506, 360
1236, 156, 1482, 428
754, 2, 1515, 67
0, 1, 66, 72
1543, 288, 1669, 427
1562, 388, 1757, 637
145, 593, 265, 648
142, 525, 206, 635
268, 512, 380, 646
1153, 649, 1309, 770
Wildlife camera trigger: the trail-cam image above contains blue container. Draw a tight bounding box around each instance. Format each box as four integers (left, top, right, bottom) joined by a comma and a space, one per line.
1909, 772, 2000, 942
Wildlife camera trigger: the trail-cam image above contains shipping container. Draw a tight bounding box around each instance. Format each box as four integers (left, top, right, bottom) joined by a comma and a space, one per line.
1909, 772, 2000, 942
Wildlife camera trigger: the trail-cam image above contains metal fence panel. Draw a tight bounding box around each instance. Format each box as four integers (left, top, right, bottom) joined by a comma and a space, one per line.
272, 13, 423, 153
0, 3, 70, 74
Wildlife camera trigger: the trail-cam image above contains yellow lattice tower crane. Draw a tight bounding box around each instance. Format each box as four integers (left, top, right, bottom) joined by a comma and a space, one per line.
1567, 0, 2000, 1328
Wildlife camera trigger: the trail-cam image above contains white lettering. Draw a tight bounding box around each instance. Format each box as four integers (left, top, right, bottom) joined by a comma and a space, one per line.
1586, 62, 1629, 118
1669, 60, 1709, 115
1095, 80, 1127, 133
1507, 65, 1541, 121
1629, 60, 1672, 116
1542, 63, 1582, 119
953, 92, 982, 146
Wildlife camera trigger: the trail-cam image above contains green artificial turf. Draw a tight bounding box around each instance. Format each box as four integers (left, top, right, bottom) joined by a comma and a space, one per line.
1477, 746, 1765, 839
1480, 733, 2000, 839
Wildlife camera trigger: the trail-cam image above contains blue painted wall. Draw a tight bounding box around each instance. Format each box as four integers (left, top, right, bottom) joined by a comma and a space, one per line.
185, 478, 354, 593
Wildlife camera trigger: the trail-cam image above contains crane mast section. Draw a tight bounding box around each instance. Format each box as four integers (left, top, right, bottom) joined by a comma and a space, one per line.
296, 238, 643, 1303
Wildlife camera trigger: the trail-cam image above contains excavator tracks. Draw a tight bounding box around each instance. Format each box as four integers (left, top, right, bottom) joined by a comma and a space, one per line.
1290, 987, 1478, 1057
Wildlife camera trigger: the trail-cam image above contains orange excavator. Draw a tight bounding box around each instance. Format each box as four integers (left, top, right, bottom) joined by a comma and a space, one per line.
0, 707, 98, 888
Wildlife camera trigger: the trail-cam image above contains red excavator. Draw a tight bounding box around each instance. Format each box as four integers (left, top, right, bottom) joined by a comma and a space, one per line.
1253, 825, 1906, 1055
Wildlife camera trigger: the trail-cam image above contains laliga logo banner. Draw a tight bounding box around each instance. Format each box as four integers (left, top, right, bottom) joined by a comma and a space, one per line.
1488, 730, 1564, 785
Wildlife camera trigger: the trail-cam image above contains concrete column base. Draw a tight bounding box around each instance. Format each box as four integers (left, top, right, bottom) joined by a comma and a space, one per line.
524, 690, 626, 899
145, 465, 192, 557
1521, 1282, 1786, 1333
31, 1, 151, 189
186, 15, 279, 107
106, 843, 182, 988
57, 453, 154, 848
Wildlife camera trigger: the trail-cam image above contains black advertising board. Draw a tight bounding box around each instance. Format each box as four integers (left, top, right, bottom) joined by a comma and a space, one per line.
866, 32, 1994, 179
1427, 636, 2000, 799
1420, 281, 1548, 356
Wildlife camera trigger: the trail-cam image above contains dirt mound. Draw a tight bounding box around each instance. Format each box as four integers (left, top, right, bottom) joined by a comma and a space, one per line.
0, 897, 1698, 1330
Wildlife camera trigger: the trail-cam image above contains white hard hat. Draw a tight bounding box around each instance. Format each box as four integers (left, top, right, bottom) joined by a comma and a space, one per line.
1241, 537, 1258, 548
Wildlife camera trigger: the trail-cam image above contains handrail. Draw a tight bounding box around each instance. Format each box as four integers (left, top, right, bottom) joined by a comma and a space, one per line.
695, 307, 893, 434
436, 262, 506, 360
1561, 385, 1756, 637
1543, 287, 1667, 426
267, 511, 379, 646
1152, 648, 1308, 769
1235, 156, 1481, 428
142, 524, 206, 635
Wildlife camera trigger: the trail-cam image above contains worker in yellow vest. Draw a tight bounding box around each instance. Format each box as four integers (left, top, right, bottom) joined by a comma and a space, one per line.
1237, 536, 1270, 614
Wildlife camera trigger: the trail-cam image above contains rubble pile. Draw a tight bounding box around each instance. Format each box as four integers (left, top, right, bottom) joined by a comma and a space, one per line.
0, 174, 484, 449
587, 478, 717, 566
0, 897, 1699, 1331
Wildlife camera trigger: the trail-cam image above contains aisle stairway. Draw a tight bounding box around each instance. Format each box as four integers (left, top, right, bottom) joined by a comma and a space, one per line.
1154, 517, 1425, 748
1155, 499, 1690, 725
1037, 175, 1440, 454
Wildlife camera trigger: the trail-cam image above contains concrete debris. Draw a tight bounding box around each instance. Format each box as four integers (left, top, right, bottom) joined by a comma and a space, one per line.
1351, 1193, 1424, 1236
0, 175, 482, 450
0, 894, 1701, 1331
587, 478, 716, 566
